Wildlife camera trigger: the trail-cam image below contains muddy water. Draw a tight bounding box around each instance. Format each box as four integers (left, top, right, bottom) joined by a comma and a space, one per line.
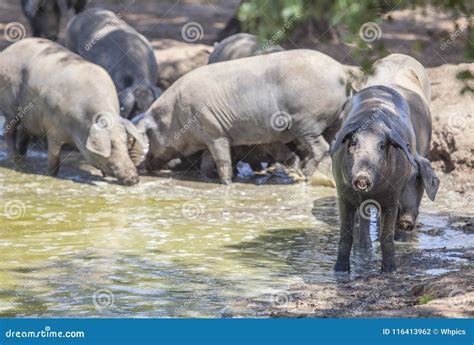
0, 145, 472, 317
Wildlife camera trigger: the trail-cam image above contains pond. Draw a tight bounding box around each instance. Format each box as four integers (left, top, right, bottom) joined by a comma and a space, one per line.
0, 143, 472, 317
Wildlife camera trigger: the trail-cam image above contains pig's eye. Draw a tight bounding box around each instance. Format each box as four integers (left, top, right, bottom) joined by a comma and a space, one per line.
379, 142, 387, 150
348, 136, 358, 147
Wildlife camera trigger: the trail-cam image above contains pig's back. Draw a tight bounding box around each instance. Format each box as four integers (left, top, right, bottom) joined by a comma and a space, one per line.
175, 49, 346, 119
365, 54, 431, 105
0, 38, 118, 130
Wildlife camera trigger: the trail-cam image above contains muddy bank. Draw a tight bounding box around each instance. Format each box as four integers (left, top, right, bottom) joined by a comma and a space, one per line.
427, 63, 474, 191
254, 266, 473, 318
244, 240, 473, 318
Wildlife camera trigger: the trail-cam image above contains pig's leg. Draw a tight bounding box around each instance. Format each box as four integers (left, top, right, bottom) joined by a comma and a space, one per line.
16, 127, 30, 157
47, 139, 62, 176
299, 135, 330, 177
334, 199, 356, 272
200, 150, 216, 178
397, 177, 423, 233
5, 130, 17, 158
5, 123, 20, 159
380, 205, 398, 273
266, 143, 300, 169
206, 137, 232, 185
356, 215, 373, 250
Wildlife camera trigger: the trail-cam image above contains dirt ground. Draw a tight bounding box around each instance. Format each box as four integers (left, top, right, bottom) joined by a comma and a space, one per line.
0, 0, 472, 318
254, 266, 473, 318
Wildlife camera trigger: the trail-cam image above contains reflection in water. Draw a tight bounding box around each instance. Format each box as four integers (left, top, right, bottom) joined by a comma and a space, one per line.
0, 150, 472, 317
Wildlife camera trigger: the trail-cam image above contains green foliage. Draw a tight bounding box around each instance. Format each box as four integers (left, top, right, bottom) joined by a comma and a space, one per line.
237, 0, 307, 43
418, 295, 433, 305
236, 0, 472, 68
456, 70, 474, 94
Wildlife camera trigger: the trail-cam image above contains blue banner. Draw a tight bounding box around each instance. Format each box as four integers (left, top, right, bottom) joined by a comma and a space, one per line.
0, 318, 471, 344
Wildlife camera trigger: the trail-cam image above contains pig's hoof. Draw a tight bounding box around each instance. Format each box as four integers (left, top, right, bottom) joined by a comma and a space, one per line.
334, 260, 350, 273
381, 263, 397, 273
356, 239, 372, 250
221, 179, 232, 186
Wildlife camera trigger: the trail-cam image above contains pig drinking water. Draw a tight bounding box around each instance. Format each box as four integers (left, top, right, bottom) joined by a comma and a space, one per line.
0, 38, 147, 185
138, 49, 347, 184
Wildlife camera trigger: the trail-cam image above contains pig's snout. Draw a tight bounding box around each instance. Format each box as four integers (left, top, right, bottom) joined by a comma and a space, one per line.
119, 174, 139, 186
352, 173, 373, 192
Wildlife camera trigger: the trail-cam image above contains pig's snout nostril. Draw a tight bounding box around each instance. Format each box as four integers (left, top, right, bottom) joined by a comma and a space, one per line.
352, 174, 373, 192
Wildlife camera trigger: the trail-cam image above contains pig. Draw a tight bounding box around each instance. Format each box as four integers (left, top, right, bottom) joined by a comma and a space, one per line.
154, 40, 213, 90
363, 54, 434, 234
0, 38, 148, 186
330, 54, 439, 273
65, 7, 162, 119
21, 0, 87, 40
207, 34, 300, 177
137, 49, 347, 184
208, 33, 283, 64
215, 15, 242, 43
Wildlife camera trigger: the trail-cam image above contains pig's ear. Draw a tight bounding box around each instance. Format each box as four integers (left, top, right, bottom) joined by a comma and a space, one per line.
122, 118, 149, 167
122, 118, 148, 149
86, 124, 112, 158
118, 88, 136, 119
415, 155, 440, 201
329, 121, 359, 156
384, 126, 417, 167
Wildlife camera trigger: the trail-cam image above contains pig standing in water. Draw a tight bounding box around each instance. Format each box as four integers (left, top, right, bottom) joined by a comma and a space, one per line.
138, 49, 347, 184
0, 38, 148, 185
65, 8, 162, 119
330, 54, 439, 273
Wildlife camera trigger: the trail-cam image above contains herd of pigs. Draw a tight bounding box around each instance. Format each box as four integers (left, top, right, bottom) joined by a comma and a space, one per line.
0, 3, 441, 273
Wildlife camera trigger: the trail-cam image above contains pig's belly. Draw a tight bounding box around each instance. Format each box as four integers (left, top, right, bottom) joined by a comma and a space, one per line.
227, 121, 294, 146
21, 113, 46, 137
